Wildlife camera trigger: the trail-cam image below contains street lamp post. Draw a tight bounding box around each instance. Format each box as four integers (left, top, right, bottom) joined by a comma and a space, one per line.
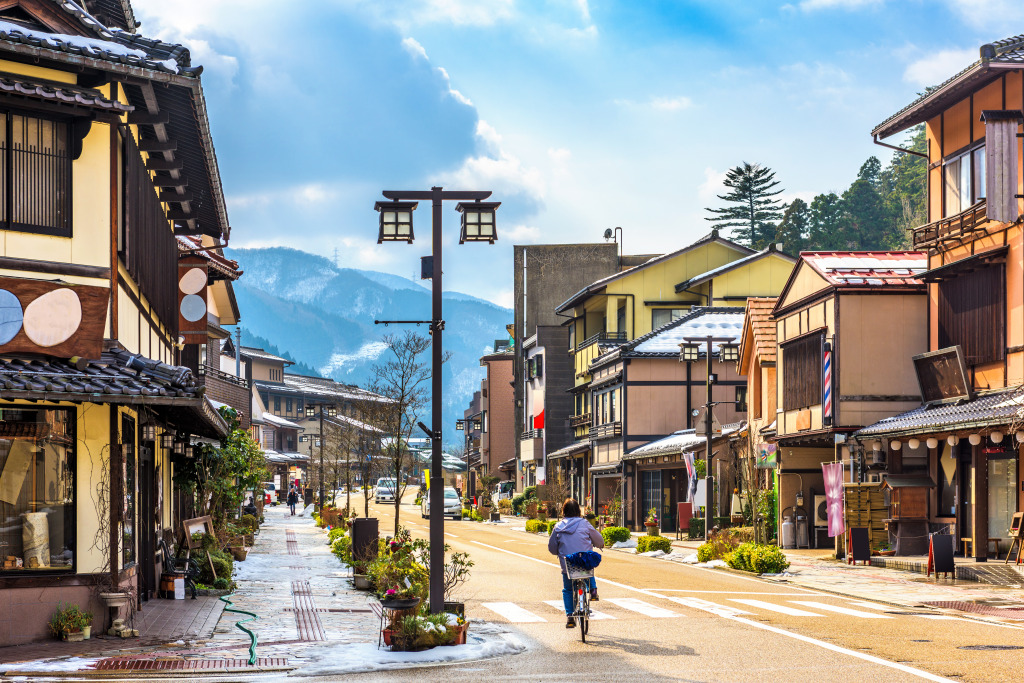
307, 403, 337, 516
681, 336, 739, 539
374, 186, 499, 614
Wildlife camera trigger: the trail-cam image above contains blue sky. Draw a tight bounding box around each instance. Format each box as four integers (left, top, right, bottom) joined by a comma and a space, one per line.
133, 0, 1022, 307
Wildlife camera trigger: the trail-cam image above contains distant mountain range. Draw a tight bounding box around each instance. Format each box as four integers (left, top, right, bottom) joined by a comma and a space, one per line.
226, 247, 513, 442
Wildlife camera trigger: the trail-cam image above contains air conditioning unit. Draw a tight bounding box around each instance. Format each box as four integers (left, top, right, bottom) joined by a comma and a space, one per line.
813, 495, 828, 527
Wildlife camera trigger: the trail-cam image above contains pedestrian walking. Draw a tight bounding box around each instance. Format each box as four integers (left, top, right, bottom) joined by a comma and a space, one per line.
287, 487, 299, 516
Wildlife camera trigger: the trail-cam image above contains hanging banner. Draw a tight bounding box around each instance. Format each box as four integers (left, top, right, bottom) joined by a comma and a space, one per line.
683, 451, 698, 502
756, 444, 778, 469
822, 461, 845, 537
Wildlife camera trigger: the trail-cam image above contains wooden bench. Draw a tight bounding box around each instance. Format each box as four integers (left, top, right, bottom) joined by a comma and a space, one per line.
961, 537, 972, 557
960, 537, 1003, 558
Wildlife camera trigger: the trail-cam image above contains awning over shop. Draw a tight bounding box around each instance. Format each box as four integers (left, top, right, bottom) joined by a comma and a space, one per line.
264, 450, 309, 464
590, 462, 621, 476
623, 424, 742, 460
854, 386, 1024, 440
547, 440, 591, 461
498, 458, 516, 472
0, 349, 228, 437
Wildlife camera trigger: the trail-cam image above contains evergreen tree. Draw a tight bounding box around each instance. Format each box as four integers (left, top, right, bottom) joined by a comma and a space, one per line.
879, 124, 927, 249
806, 192, 845, 250
840, 157, 894, 249
775, 198, 810, 253
704, 162, 786, 249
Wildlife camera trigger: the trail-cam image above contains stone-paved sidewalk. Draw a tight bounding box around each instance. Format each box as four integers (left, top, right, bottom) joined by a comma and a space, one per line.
1, 505, 524, 678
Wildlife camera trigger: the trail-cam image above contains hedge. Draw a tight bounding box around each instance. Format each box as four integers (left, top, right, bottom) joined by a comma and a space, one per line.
525, 519, 546, 533
636, 536, 672, 554
545, 519, 557, 535
601, 526, 631, 546
727, 542, 790, 574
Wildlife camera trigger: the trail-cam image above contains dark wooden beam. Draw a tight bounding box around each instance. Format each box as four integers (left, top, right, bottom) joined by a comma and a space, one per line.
138, 139, 177, 152
146, 158, 182, 171
166, 210, 192, 220
127, 111, 169, 125
0, 255, 109, 279
160, 190, 193, 203
151, 176, 188, 188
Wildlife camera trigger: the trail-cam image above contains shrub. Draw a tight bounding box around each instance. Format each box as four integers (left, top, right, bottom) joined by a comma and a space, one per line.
728, 542, 756, 571
545, 519, 557, 535
331, 534, 352, 563
688, 517, 706, 540
727, 543, 790, 574
697, 528, 747, 562
696, 543, 716, 562
525, 519, 546, 533
213, 577, 230, 590
511, 494, 526, 515
636, 536, 672, 554
498, 498, 512, 513
239, 514, 258, 532
199, 549, 234, 584
601, 526, 631, 546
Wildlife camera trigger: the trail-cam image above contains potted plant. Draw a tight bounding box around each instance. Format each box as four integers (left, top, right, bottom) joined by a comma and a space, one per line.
48, 603, 86, 641
379, 586, 421, 611
80, 610, 93, 639
644, 508, 660, 536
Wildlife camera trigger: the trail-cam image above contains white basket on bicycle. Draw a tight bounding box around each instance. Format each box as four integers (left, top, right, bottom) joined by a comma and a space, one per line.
565, 562, 594, 580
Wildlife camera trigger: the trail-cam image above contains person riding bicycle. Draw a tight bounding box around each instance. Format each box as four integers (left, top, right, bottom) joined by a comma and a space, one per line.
547, 498, 604, 628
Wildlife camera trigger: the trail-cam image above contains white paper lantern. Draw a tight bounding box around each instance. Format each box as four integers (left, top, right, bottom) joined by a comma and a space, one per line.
926, 438, 938, 449
1017, 431, 1024, 444
872, 440, 882, 451
991, 431, 1004, 444
948, 435, 960, 446
890, 440, 902, 450
969, 434, 982, 446
908, 438, 920, 450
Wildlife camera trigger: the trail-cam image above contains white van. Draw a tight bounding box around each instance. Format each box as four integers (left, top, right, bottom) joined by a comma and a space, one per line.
374, 477, 398, 504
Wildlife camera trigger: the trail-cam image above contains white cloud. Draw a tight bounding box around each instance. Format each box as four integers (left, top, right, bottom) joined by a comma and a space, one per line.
228, 183, 339, 210
650, 96, 693, 111
574, 0, 591, 22
798, 0, 882, 9
697, 167, 728, 203
492, 289, 514, 309
547, 147, 571, 164
401, 36, 429, 60
438, 119, 546, 204
903, 48, 976, 87
503, 224, 542, 243
436, 66, 473, 106
944, 0, 1024, 30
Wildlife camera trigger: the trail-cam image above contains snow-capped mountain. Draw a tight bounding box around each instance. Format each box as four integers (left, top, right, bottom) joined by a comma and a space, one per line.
227, 247, 512, 441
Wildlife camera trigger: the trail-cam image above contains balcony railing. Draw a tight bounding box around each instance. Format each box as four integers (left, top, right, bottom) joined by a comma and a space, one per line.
568, 413, 592, 428
576, 331, 628, 352
198, 363, 249, 388
522, 428, 544, 440
912, 200, 986, 249
589, 421, 621, 440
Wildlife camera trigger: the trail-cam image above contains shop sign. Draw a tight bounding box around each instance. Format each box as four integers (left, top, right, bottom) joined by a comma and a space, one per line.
756, 444, 778, 469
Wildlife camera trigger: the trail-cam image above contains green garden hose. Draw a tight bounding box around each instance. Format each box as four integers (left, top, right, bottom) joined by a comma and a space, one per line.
219, 593, 259, 665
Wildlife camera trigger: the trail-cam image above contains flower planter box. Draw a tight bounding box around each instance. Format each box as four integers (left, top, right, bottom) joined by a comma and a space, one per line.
229, 546, 248, 561
99, 592, 129, 609
644, 523, 660, 536
63, 631, 85, 642
452, 623, 467, 645
353, 574, 372, 590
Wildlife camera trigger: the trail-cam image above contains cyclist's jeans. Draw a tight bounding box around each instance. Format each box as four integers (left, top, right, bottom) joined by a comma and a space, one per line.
561, 572, 597, 615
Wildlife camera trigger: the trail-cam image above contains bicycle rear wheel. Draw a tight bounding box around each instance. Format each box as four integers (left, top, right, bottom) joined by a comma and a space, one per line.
574, 580, 589, 643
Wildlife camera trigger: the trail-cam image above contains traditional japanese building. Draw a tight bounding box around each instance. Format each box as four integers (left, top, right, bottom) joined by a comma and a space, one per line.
0, 0, 234, 643
857, 35, 1024, 560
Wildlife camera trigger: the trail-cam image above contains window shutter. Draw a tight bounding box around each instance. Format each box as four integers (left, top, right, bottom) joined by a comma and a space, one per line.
981, 110, 1023, 223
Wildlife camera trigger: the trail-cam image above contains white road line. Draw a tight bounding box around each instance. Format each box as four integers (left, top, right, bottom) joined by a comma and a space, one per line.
606, 598, 680, 618
843, 601, 890, 610
729, 599, 824, 617
470, 541, 956, 682
651, 590, 816, 595
791, 601, 893, 619
666, 596, 753, 617
542, 600, 615, 620
481, 602, 546, 623
446, 533, 459, 538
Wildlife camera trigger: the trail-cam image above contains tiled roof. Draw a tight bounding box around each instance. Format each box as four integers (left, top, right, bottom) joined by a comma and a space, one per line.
547, 440, 591, 460
255, 373, 390, 404
262, 412, 303, 430
873, 35, 1024, 139
241, 347, 293, 365
0, 349, 227, 435
801, 251, 927, 287
854, 387, 1024, 438
625, 307, 744, 357
675, 246, 796, 292
0, 73, 133, 112
555, 230, 755, 313
741, 297, 777, 364
176, 236, 242, 280
623, 425, 741, 460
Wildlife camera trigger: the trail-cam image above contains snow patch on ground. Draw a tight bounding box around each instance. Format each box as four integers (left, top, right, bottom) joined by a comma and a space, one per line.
638, 550, 666, 558
612, 538, 637, 549
2, 656, 102, 673
297, 624, 526, 676
694, 559, 728, 568
320, 341, 389, 375
670, 552, 699, 563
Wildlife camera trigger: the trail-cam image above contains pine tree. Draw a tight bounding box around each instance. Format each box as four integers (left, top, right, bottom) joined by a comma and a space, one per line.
704, 162, 786, 249
806, 192, 845, 250
775, 198, 810, 254
841, 157, 894, 249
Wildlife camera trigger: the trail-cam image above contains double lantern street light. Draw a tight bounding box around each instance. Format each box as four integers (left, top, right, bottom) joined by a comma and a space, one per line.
306, 404, 338, 516
374, 187, 500, 615
679, 338, 740, 540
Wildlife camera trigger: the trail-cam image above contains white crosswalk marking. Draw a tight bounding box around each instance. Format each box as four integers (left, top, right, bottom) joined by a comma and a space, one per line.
730, 599, 823, 617
606, 597, 680, 618
482, 602, 546, 623
666, 596, 753, 617
791, 601, 893, 619
543, 600, 615, 620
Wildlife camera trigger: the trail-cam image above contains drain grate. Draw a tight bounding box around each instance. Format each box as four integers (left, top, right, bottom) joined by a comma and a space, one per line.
95, 658, 289, 670
923, 601, 1024, 618
958, 645, 1024, 651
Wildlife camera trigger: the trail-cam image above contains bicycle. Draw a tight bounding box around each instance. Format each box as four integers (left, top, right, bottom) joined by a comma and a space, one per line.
566, 562, 593, 642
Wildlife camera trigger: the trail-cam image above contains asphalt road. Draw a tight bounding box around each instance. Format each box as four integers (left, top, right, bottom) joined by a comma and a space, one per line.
332, 495, 1024, 683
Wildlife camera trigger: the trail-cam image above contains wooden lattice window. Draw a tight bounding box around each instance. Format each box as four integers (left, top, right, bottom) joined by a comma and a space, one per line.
782, 332, 822, 410
0, 112, 72, 236
938, 264, 1005, 365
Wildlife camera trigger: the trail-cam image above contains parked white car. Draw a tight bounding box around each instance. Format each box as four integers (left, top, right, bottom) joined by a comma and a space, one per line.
421, 487, 463, 520
374, 477, 398, 504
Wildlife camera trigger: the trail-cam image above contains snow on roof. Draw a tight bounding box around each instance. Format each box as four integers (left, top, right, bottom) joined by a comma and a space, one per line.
801, 251, 927, 287
625, 425, 741, 459
242, 347, 294, 365
630, 308, 744, 356
262, 413, 303, 430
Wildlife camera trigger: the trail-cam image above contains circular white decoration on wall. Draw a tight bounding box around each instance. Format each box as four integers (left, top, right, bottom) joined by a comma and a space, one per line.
0, 289, 23, 346
180, 293, 207, 323
23, 288, 82, 347
179, 267, 207, 295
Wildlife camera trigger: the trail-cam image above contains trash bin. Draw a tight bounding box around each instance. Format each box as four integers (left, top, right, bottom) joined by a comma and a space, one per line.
303, 487, 313, 507
351, 517, 379, 563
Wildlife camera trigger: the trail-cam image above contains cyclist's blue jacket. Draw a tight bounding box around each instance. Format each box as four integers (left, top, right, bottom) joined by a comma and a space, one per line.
548, 516, 605, 573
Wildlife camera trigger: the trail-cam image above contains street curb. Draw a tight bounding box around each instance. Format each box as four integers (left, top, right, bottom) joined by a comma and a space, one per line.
1, 665, 296, 678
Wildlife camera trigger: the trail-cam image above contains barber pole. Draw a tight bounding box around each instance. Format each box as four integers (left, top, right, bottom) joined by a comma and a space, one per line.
823, 341, 833, 426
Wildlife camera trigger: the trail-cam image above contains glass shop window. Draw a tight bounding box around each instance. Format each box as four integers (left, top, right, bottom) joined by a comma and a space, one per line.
0, 408, 75, 572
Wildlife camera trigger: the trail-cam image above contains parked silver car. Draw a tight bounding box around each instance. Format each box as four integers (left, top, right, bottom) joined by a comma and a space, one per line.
421, 487, 463, 520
